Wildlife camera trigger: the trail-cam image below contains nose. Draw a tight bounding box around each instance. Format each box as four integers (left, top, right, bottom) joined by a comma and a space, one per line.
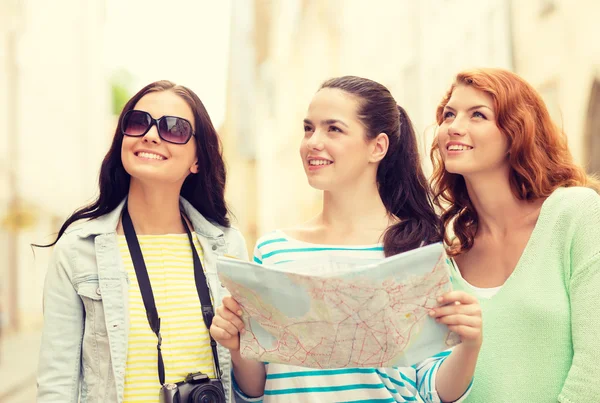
447, 114, 468, 137
306, 128, 325, 150
143, 122, 161, 144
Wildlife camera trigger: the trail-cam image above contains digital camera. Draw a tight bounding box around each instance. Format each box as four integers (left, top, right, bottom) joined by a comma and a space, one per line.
159, 372, 226, 403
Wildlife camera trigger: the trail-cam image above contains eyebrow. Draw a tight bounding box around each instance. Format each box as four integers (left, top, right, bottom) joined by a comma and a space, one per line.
444, 104, 494, 113
303, 118, 349, 128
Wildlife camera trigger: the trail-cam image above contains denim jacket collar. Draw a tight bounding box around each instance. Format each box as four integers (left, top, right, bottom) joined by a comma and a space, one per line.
76, 197, 225, 239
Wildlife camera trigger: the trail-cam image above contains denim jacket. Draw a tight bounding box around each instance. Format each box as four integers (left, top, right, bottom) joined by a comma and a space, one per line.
36, 198, 249, 403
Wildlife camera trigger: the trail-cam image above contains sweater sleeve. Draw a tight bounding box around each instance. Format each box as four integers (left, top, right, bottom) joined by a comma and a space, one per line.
558, 189, 600, 403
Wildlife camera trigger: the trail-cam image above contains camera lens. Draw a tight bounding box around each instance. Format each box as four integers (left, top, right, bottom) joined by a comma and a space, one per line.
190, 385, 225, 403
201, 393, 217, 403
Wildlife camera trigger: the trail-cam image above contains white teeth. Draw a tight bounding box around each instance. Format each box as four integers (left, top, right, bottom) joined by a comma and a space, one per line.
137, 152, 166, 160
308, 160, 333, 166
448, 145, 473, 151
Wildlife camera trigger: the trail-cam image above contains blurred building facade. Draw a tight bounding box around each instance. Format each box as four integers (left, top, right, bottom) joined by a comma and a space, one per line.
223, 0, 513, 249
510, 0, 600, 176
0, 0, 597, 399
1, 0, 596, 340
0, 0, 110, 335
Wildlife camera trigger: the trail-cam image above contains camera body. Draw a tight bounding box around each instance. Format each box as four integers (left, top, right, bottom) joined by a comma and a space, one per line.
159, 372, 226, 403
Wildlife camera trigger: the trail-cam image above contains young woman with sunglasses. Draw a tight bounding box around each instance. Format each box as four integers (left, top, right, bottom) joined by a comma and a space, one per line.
210, 76, 482, 403
36, 81, 248, 403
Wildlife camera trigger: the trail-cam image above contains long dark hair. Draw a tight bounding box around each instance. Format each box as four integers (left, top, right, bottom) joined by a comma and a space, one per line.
320, 76, 441, 256
40, 80, 229, 247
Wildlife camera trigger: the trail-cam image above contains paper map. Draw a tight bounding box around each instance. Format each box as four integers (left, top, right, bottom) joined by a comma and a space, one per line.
216, 243, 460, 368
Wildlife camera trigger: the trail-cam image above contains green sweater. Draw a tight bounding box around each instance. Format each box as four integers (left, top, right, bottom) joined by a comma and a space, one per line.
450, 186, 600, 403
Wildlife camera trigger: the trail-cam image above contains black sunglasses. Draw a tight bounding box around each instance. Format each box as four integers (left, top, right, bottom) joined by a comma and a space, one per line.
121, 110, 195, 144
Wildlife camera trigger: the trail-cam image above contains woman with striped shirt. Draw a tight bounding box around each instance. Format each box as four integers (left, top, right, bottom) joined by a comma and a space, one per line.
36, 81, 247, 402
210, 76, 482, 402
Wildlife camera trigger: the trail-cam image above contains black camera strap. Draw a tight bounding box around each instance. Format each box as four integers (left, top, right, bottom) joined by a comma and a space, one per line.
122, 204, 222, 385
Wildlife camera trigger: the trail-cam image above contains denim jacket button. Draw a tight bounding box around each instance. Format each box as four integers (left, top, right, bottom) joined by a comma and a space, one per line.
212, 244, 217, 251
96, 287, 102, 295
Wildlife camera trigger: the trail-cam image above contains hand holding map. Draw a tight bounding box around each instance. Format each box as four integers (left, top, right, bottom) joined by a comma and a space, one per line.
216, 242, 460, 369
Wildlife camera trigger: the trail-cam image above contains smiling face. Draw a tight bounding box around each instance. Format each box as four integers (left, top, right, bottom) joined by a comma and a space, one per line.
300, 88, 382, 191
437, 84, 509, 177
121, 90, 198, 186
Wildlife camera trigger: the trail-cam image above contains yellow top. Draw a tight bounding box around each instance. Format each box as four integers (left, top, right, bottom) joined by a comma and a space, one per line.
118, 234, 215, 402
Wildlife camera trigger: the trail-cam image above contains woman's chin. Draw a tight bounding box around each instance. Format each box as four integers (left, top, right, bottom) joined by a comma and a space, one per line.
306, 177, 330, 191
443, 162, 470, 176
126, 168, 172, 185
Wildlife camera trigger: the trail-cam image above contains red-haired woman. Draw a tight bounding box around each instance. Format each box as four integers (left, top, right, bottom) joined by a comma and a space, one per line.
431, 68, 600, 403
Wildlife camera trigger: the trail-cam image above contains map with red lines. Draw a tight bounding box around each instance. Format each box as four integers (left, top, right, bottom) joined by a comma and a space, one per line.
217, 243, 460, 369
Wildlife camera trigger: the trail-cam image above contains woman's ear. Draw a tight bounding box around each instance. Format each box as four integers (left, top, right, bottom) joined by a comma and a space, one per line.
190, 159, 199, 174
370, 132, 389, 163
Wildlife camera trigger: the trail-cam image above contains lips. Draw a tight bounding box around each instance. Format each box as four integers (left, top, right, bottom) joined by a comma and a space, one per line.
446, 142, 473, 151
308, 159, 333, 166
306, 156, 333, 172
447, 145, 473, 151
135, 151, 167, 160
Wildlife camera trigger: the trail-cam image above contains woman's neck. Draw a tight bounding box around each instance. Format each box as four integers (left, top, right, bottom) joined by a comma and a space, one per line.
464, 169, 542, 237
124, 179, 185, 235
320, 178, 391, 235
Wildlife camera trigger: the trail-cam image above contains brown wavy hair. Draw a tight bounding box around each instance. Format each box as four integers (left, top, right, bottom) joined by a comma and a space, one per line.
430, 68, 600, 256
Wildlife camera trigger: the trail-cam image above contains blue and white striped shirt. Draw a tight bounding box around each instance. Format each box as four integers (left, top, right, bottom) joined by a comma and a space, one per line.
233, 230, 471, 403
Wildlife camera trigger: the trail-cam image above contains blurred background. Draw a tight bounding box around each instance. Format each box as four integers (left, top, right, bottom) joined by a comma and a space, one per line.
1, 0, 599, 401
